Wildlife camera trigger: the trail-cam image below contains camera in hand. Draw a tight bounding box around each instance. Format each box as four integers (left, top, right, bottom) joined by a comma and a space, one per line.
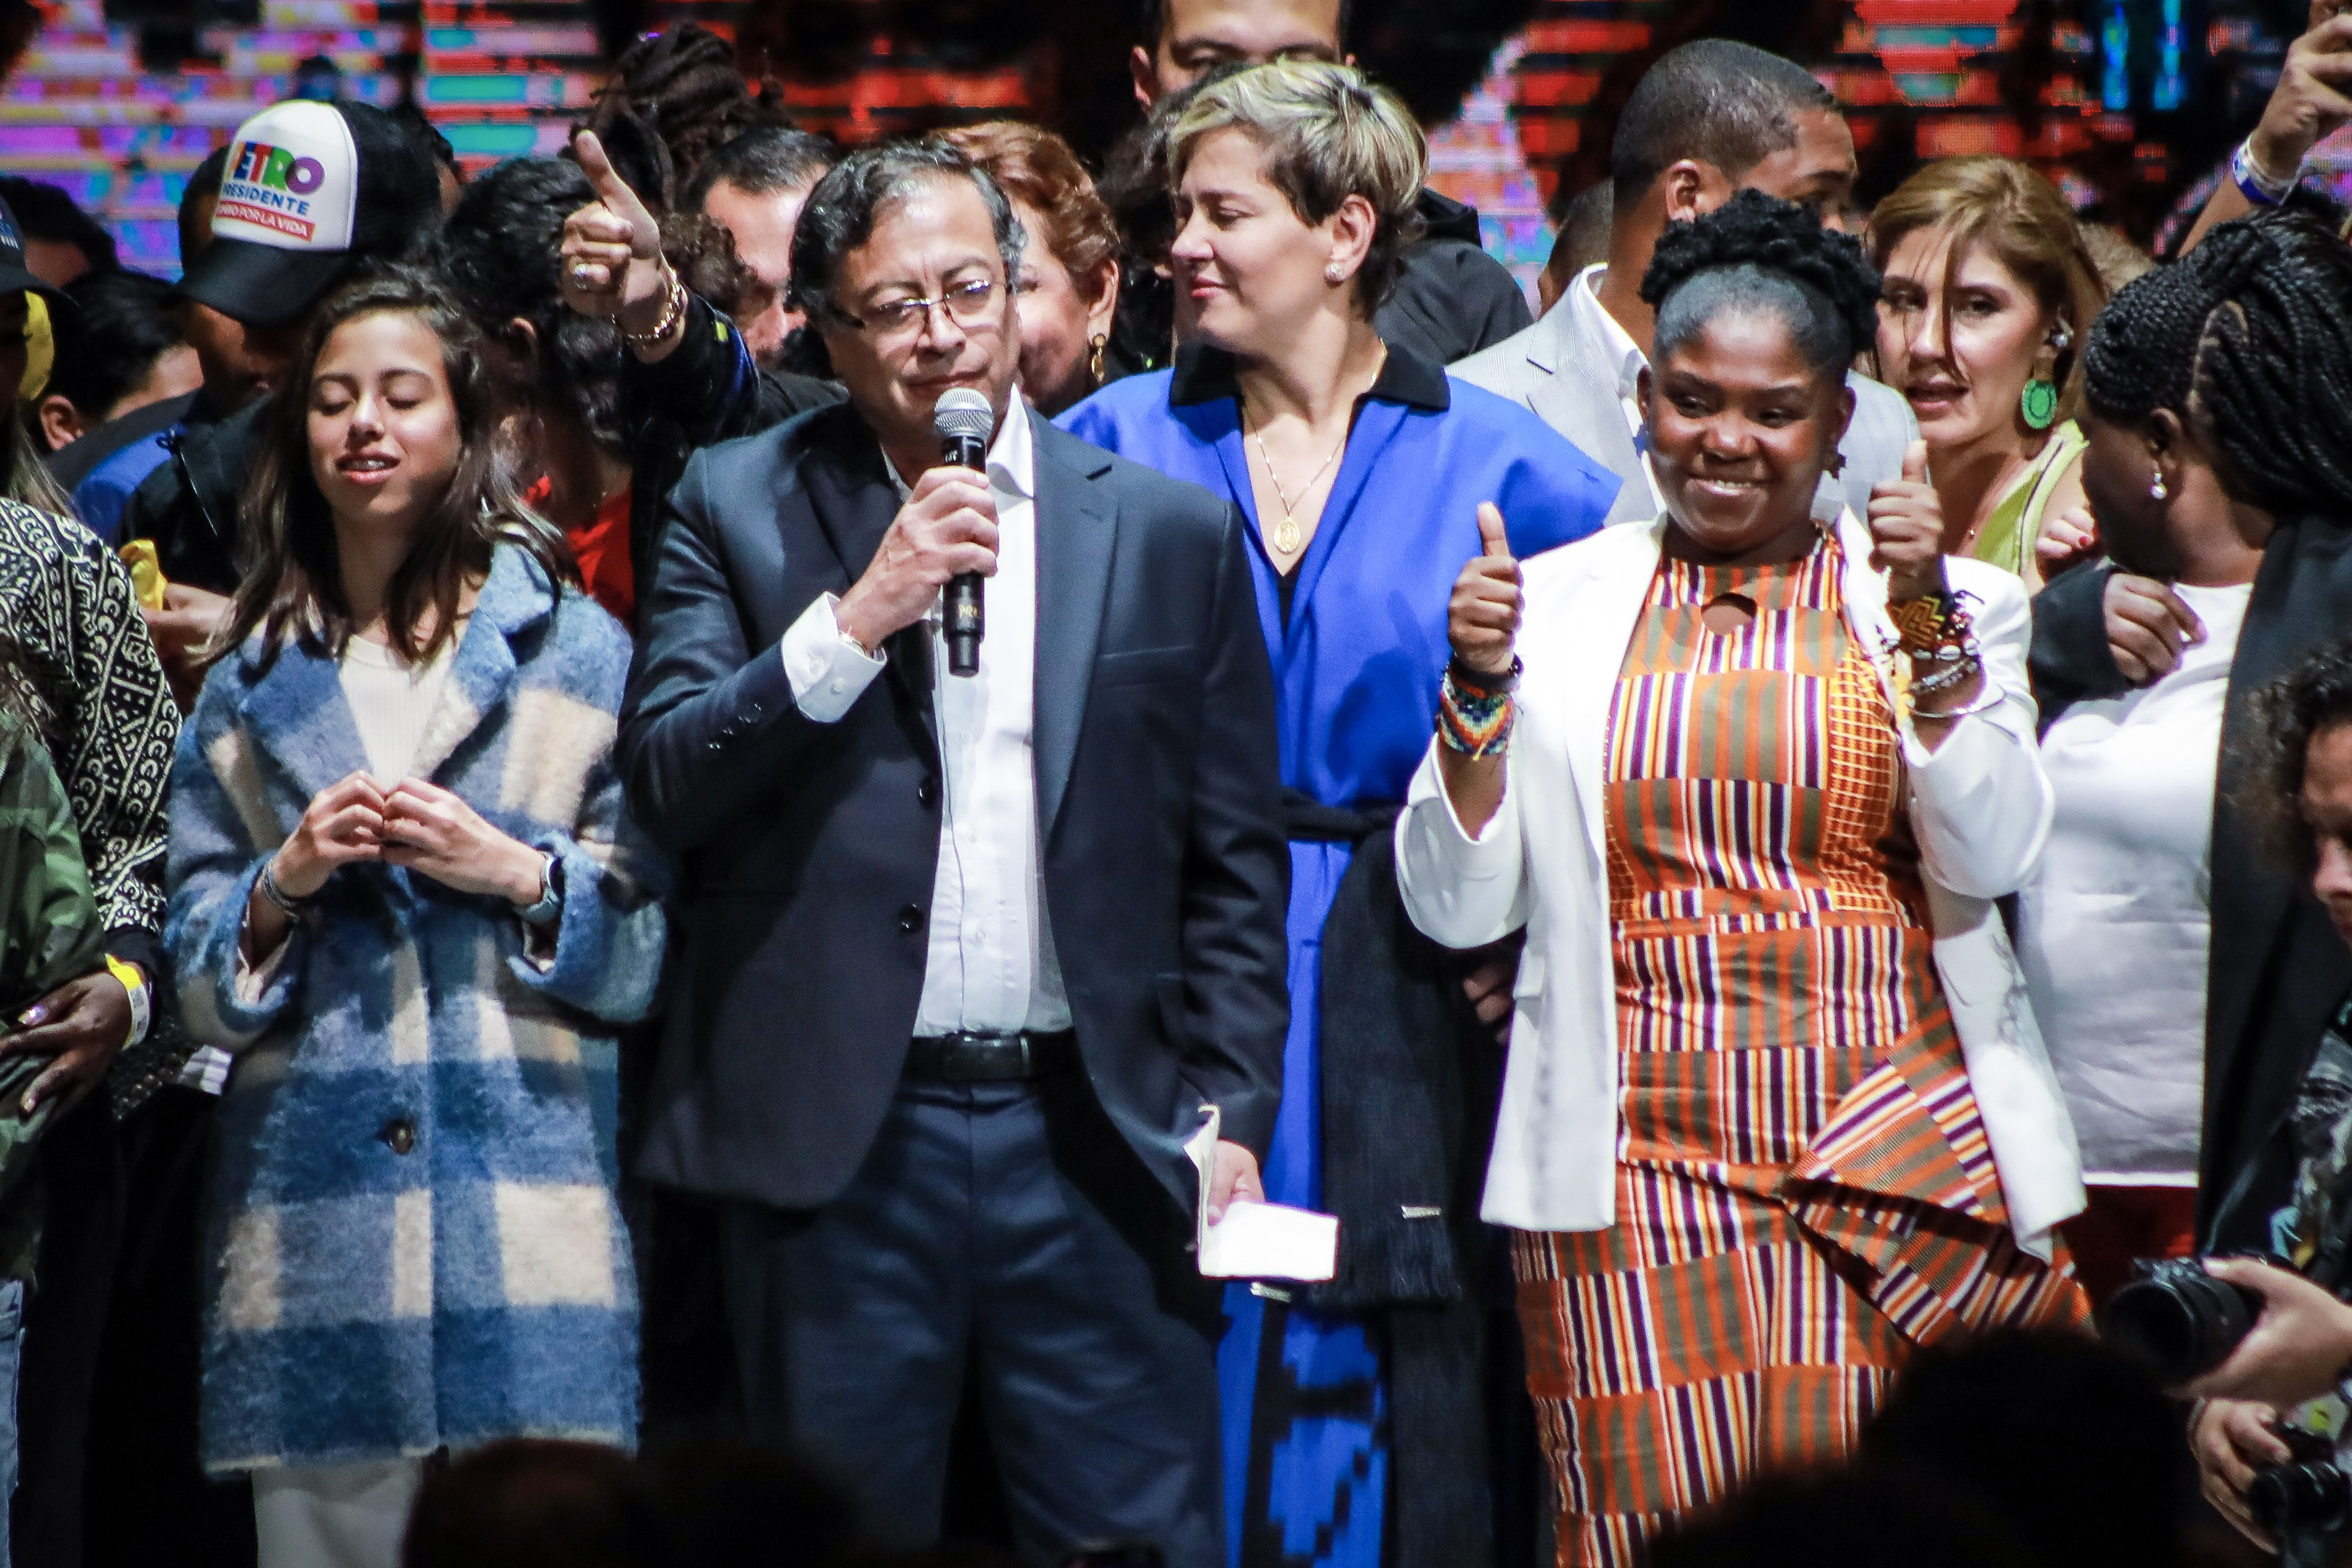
2252, 1427, 2352, 1540
2100, 1257, 2265, 1382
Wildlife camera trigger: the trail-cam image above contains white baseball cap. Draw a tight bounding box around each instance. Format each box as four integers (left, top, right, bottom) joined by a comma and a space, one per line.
179, 99, 440, 329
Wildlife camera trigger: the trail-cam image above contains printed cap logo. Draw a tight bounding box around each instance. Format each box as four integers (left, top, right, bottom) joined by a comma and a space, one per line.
211, 100, 358, 254
0, 204, 20, 256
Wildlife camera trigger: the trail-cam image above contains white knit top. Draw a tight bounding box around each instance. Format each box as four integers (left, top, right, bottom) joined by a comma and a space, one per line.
339, 632, 457, 783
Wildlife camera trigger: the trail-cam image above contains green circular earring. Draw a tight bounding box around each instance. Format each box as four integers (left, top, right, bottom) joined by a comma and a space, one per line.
2019, 376, 2059, 432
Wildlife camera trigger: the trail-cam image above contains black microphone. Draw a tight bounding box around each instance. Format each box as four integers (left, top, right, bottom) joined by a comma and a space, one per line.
933, 388, 993, 678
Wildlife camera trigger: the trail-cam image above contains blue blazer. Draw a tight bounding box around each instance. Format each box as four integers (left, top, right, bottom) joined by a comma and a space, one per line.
164, 545, 671, 1472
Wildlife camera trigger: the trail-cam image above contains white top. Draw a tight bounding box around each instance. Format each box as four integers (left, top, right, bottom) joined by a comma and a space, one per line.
339, 633, 457, 783
778, 403, 1071, 1036
2017, 579, 2251, 1185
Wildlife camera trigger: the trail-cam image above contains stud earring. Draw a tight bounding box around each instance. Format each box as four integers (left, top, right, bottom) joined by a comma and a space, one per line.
1325, 266, 1344, 284
2150, 472, 2168, 501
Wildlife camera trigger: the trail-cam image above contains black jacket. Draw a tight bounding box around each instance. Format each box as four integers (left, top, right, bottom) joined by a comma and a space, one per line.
619, 400, 1290, 1213
1377, 189, 1533, 370
2030, 522, 2352, 1250
617, 294, 844, 627
118, 392, 257, 595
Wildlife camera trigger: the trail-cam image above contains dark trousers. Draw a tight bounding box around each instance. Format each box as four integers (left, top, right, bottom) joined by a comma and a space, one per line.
721, 1076, 1222, 1568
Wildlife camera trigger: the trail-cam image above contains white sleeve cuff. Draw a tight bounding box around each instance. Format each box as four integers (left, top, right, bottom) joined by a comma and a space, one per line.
780, 592, 888, 723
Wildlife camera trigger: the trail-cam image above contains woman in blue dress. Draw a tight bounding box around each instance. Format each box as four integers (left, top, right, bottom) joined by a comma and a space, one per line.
1060, 60, 1618, 1568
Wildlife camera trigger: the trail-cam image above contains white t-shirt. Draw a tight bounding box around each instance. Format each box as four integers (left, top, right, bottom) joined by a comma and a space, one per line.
339, 633, 456, 784
2016, 579, 2252, 1184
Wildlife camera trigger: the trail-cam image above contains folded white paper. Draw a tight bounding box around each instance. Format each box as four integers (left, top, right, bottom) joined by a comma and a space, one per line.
1185, 1106, 1339, 1282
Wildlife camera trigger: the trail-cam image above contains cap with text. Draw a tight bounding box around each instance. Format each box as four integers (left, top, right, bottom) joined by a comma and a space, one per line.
177, 99, 440, 329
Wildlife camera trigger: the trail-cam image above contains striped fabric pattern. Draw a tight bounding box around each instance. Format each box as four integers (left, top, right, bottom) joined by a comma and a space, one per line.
1520, 534, 2087, 1567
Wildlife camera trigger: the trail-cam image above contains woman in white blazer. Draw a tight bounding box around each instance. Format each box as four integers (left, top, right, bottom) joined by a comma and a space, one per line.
1395, 192, 2090, 1566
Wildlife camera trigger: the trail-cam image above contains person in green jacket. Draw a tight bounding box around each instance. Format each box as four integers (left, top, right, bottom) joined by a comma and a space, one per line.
0, 679, 114, 1568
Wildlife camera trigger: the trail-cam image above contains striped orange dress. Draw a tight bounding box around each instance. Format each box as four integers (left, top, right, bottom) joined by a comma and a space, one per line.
1516, 532, 2089, 1567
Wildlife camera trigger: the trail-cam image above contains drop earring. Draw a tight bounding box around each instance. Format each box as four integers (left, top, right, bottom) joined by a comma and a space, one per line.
2150, 472, 2168, 501
2020, 326, 2068, 432
1088, 334, 1107, 386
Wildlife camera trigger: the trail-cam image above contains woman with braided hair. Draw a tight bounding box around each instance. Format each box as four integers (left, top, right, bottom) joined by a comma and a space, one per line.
1399, 188, 2090, 1566
2028, 209, 2352, 1296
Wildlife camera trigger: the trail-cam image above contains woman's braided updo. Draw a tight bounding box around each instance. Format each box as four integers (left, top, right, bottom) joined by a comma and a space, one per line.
1640, 188, 1884, 378
2083, 209, 2352, 519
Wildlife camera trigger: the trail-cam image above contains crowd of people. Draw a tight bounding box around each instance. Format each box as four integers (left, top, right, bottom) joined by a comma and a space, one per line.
0, 1, 2348, 1565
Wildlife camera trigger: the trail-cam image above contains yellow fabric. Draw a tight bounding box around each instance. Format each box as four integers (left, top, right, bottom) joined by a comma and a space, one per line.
17, 294, 50, 404
1968, 421, 2087, 581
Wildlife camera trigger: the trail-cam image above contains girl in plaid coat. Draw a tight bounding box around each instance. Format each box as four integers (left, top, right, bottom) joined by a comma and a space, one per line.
164, 266, 668, 1567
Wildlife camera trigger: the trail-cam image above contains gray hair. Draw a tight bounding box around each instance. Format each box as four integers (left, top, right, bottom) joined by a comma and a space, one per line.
1167, 59, 1427, 316
785, 140, 1027, 329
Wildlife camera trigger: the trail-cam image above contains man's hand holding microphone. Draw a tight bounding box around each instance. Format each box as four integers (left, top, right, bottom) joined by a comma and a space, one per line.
835, 390, 999, 661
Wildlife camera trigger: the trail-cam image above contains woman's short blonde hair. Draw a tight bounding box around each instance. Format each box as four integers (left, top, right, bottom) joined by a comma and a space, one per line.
1167, 59, 1428, 315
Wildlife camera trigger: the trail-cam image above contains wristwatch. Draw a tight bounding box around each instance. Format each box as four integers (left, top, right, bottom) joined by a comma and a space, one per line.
512, 851, 563, 927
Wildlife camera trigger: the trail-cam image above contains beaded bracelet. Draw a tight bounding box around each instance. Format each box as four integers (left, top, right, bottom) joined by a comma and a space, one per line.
1438, 660, 1519, 757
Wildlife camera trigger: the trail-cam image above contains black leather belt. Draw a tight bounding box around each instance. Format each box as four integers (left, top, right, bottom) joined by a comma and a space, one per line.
904, 1030, 1079, 1083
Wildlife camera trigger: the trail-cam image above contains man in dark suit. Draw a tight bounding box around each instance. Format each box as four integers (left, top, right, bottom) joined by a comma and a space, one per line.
618, 140, 1288, 1567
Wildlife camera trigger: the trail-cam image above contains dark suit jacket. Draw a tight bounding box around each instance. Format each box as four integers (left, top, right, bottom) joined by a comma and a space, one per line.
2030, 520, 2352, 1250
619, 400, 1290, 1214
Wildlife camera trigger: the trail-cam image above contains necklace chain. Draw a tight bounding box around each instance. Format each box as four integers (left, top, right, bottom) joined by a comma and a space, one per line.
1244, 404, 1346, 556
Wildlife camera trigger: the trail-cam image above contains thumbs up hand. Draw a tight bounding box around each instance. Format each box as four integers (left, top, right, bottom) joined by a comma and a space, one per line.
561, 131, 670, 333
1867, 439, 1949, 603
1448, 503, 1523, 677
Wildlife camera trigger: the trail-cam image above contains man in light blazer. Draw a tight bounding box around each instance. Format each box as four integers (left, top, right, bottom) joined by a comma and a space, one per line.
1454, 39, 1918, 527
617, 142, 1288, 1567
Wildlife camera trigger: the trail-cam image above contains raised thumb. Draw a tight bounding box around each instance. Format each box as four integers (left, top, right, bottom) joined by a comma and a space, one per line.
573, 132, 653, 235
1902, 438, 1929, 485
1477, 501, 1512, 560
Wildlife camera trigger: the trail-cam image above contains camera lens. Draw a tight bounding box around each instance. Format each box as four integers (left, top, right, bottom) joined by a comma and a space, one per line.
2100, 1260, 2264, 1382
2251, 1462, 2352, 1535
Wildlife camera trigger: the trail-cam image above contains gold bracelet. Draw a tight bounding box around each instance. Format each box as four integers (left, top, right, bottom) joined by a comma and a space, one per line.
620, 264, 687, 347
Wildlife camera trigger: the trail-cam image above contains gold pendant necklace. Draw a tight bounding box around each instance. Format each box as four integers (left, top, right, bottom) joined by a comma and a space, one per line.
1245, 403, 1346, 557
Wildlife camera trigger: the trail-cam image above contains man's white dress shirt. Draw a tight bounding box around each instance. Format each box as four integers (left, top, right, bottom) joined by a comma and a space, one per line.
1568, 263, 1665, 517
777, 403, 1071, 1036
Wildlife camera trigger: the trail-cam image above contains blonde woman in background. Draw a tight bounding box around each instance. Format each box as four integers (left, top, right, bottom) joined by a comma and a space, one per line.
1869, 157, 2109, 588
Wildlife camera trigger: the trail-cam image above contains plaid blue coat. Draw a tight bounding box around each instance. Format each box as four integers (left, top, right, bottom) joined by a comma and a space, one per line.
163, 546, 669, 1475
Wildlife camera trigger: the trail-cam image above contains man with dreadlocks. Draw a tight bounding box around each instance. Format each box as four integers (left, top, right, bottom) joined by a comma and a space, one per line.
2029, 209, 2352, 1269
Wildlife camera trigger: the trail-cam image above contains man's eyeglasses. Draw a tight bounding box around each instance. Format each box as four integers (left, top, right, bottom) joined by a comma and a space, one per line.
844, 276, 1003, 339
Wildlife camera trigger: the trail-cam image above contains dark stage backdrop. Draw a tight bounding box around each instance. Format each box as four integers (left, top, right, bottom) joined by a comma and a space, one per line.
1, 2, 2344, 341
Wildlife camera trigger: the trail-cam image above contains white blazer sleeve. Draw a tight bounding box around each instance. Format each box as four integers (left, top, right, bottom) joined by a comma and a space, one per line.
1396, 737, 1530, 949
1901, 567, 2053, 900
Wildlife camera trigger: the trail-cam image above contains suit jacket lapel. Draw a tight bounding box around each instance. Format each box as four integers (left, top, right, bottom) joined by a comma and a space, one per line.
801, 405, 900, 584
801, 407, 938, 739
1032, 415, 1116, 840
407, 547, 554, 782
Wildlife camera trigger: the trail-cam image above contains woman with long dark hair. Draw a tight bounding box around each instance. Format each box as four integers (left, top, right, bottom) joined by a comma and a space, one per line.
165, 264, 668, 1568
